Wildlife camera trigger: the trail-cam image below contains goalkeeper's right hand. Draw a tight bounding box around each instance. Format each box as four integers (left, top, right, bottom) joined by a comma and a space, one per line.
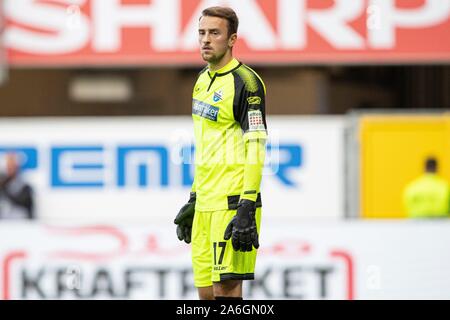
174, 192, 196, 244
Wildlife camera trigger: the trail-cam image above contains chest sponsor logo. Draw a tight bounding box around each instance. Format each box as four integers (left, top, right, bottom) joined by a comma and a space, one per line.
192, 99, 219, 122
213, 90, 223, 102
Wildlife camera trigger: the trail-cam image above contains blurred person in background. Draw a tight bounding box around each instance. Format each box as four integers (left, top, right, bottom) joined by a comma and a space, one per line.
174, 6, 267, 300
0, 152, 34, 220
403, 157, 450, 219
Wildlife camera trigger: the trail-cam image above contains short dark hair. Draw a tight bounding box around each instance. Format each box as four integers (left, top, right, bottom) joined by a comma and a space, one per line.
425, 157, 437, 173
201, 6, 239, 37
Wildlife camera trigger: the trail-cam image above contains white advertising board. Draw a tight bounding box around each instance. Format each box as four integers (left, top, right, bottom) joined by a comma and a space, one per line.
0, 220, 449, 300
0, 116, 344, 222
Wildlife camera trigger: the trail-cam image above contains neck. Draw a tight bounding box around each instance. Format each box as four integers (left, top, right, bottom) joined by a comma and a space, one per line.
209, 51, 233, 72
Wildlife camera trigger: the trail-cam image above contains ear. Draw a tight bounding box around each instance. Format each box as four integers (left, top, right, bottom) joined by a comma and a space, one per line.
228, 33, 237, 48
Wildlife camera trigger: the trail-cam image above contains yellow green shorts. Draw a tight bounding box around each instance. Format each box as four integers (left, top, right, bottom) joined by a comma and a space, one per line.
191, 207, 262, 287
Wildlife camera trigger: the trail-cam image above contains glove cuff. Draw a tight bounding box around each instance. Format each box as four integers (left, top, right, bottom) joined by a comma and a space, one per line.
238, 199, 256, 211
188, 192, 196, 203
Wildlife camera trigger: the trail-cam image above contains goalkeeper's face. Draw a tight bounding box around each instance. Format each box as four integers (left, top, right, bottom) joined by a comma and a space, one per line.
198, 16, 236, 64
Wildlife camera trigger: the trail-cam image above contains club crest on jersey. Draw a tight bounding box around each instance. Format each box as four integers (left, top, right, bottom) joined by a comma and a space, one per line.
213, 90, 223, 102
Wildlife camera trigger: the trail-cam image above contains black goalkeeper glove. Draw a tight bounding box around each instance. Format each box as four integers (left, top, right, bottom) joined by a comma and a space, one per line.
224, 199, 259, 252
174, 192, 196, 244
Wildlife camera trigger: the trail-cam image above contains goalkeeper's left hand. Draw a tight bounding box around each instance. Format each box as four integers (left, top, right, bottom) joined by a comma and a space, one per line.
224, 199, 259, 252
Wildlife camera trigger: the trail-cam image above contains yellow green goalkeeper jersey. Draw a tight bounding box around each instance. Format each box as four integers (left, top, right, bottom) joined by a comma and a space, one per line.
192, 58, 267, 211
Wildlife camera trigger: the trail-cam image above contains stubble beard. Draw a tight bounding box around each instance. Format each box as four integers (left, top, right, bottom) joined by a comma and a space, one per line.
202, 50, 226, 64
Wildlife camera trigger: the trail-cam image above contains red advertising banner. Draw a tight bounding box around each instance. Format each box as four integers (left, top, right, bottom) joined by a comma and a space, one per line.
4, 0, 450, 66
0, 0, 7, 82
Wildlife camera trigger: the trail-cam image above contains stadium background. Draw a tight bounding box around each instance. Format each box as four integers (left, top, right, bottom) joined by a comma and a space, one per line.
0, 0, 449, 299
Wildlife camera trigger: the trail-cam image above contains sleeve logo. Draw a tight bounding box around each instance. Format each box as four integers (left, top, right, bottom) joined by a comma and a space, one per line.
248, 110, 266, 132
247, 96, 262, 105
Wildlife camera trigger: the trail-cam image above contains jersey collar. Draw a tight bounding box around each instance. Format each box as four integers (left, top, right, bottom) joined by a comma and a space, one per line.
208, 58, 241, 78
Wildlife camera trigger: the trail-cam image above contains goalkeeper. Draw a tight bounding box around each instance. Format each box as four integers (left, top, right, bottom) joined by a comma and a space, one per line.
174, 6, 267, 300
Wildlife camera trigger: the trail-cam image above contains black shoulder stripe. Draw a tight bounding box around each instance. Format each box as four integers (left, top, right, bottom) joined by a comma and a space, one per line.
232, 64, 261, 93
232, 72, 245, 122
